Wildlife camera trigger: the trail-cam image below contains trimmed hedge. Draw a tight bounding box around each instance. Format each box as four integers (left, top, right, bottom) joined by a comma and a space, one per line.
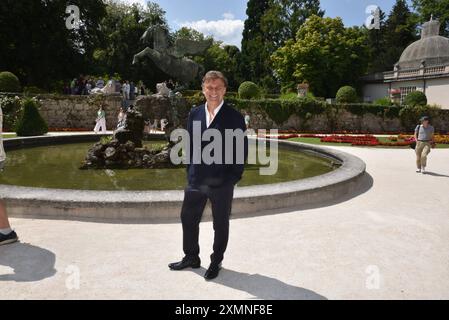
185, 96, 403, 123
0, 71, 21, 93
336, 86, 358, 103
238, 81, 261, 99
404, 91, 427, 107
16, 98, 48, 136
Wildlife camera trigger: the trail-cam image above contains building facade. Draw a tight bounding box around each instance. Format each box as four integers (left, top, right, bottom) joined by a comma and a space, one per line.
362, 19, 449, 109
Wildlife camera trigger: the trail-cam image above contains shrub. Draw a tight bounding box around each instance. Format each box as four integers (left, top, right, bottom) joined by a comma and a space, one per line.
238, 81, 261, 99
343, 103, 401, 118
373, 97, 393, 106
336, 86, 358, 103
0, 71, 21, 93
15, 98, 48, 136
404, 91, 427, 107
399, 104, 440, 130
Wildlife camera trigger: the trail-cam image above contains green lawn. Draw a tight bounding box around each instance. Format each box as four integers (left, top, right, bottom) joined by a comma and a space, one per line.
2, 133, 16, 138
290, 136, 449, 149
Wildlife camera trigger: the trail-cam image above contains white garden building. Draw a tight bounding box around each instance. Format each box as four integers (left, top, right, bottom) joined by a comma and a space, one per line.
362, 18, 449, 109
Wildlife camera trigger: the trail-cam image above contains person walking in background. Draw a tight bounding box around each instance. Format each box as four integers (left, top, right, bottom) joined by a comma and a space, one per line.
123, 80, 130, 100
244, 112, 251, 129
94, 106, 107, 134
0, 104, 19, 246
415, 116, 435, 174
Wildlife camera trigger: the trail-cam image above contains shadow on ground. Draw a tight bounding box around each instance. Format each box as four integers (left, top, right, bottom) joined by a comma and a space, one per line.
0, 242, 56, 282
189, 267, 326, 300
423, 171, 449, 178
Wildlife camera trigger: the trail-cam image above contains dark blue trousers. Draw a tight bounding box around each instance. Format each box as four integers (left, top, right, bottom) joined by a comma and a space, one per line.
181, 183, 234, 265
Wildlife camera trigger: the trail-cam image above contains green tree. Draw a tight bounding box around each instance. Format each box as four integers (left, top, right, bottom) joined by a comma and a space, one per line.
413, 0, 449, 37
95, 1, 168, 87
173, 27, 206, 42
240, 0, 273, 90
272, 15, 370, 98
383, 0, 419, 69
262, 0, 324, 47
0, 0, 106, 89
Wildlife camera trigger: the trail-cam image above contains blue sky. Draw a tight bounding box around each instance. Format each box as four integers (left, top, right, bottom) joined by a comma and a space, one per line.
119, 0, 406, 47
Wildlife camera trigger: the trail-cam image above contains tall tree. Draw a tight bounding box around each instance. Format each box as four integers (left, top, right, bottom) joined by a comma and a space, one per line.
240, 0, 271, 89
383, 0, 419, 69
413, 0, 449, 37
272, 15, 370, 98
365, 8, 388, 73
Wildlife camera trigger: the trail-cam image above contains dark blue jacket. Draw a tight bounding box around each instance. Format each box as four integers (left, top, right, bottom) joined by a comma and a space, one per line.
186, 101, 248, 187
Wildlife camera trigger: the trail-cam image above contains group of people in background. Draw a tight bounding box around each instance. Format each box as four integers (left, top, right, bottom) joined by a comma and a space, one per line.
64, 75, 146, 97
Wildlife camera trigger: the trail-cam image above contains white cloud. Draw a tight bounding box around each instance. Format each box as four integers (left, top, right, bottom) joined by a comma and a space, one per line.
178, 14, 244, 48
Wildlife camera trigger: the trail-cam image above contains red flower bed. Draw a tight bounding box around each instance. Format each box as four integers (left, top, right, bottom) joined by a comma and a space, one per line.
320, 135, 380, 146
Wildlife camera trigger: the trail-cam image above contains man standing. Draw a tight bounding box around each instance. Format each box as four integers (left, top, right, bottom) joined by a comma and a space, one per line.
169, 71, 248, 280
415, 116, 435, 174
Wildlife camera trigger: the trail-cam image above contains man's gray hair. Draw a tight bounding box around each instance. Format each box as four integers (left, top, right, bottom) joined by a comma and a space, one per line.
202, 70, 228, 88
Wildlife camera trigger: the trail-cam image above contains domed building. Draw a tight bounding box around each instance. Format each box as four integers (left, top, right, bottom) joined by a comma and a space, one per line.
362, 18, 449, 108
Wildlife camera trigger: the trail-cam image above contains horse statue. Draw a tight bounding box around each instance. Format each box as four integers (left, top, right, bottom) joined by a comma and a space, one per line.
133, 24, 213, 84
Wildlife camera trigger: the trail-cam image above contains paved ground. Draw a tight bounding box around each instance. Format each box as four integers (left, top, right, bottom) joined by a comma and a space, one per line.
1, 146, 449, 300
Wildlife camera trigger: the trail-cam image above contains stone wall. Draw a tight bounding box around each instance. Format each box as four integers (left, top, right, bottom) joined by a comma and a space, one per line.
37, 94, 123, 130
29, 95, 449, 133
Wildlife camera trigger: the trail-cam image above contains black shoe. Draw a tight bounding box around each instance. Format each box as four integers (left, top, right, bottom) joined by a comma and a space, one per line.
204, 263, 221, 280
0, 230, 18, 246
168, 256, 201, 270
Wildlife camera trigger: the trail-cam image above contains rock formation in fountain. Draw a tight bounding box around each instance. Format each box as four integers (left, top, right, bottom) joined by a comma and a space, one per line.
80, 109, 173, 170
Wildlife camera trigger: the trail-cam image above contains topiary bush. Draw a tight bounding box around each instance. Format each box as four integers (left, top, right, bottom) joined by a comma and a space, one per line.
0, 71, 21, 93
15, 97, 48, 136
238, 81, 261, 99
404, 91, 427, 107
336, 86, 358, 103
